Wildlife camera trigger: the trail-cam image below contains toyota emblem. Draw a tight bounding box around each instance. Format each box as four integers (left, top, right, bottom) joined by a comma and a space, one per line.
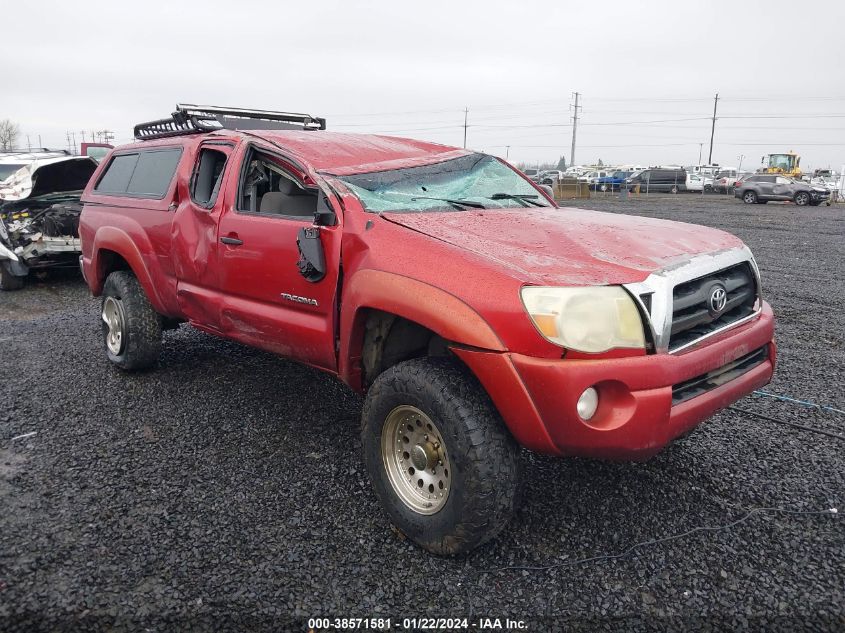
708, 285, 727, 315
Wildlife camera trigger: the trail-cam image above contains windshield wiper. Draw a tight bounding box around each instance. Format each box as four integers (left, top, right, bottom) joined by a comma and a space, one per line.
489, 193, 545, 207
410, 196, 486, 209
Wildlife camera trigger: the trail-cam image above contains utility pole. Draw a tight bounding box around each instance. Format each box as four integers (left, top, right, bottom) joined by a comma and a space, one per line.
66, 131, 72, 153
70, 131, 77, 154
570, 92, 581, 168
26, 135, 32, 152
698, 143, 703, 166
463, 108, 468, 149
38, 135, 42, 148
707, 92, 719, 165
505, 145, 510, 160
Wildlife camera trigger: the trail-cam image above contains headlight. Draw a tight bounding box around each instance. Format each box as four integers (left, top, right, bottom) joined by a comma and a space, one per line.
520, 286, 645, 353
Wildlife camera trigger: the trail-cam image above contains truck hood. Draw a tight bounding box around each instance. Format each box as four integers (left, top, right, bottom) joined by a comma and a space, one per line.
0, 156, 97, 202
381, 207, 744, 286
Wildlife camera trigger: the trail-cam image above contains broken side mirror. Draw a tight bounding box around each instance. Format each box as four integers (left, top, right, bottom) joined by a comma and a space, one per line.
314, 190, 337, 227
296, 227, 326, 282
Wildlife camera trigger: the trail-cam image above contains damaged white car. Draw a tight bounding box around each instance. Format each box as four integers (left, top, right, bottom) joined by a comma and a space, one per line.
0, 151, 97, 290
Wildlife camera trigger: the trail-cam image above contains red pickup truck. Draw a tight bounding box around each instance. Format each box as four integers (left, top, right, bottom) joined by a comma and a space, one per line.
79, 105, 775, 554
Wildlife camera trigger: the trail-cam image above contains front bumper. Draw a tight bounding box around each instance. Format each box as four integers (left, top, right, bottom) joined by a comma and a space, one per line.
453, 302, 775, 460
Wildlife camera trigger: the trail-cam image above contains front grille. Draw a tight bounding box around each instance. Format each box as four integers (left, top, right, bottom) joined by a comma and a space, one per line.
672, 345, 768, 405
669, 262, 757, 351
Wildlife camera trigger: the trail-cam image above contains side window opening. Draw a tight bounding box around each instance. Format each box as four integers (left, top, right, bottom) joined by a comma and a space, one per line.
191, 148, 228, 207
237, 150, 317, 219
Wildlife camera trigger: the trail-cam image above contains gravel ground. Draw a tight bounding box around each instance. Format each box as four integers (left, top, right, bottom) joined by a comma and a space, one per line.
1, 194, 843, 632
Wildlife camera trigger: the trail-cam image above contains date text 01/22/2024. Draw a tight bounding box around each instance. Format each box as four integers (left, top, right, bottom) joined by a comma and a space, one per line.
306, 617, 528, 630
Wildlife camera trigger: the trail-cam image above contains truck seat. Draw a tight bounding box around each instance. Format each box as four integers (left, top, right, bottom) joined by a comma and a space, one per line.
259, 179, 316, 217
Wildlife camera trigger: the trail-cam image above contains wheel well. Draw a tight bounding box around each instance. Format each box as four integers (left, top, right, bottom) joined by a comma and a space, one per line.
361, 310, 450, 387
97, 249, 131, 285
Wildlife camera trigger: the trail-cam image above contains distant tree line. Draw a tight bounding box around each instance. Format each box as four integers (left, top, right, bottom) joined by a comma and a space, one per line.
517, 155, 568, 172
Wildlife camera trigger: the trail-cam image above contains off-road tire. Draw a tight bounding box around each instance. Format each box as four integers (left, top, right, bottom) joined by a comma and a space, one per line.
101, 271, 162, 371
794, 191, 810, 206
742, 190, 758, 204
362, 357, 521, 555
0, 262, 25, 291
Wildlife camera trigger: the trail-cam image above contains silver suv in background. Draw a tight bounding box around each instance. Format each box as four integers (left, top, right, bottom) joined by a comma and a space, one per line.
734, 174, 830, 206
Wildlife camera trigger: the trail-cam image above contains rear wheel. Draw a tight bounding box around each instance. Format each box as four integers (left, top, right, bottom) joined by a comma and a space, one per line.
742, 190, 758, 204
362, 357, 520, 555
0, 262, 25, 291
794, 192, 810, 206
670, 185, 679, 194
101, 271, 162, 370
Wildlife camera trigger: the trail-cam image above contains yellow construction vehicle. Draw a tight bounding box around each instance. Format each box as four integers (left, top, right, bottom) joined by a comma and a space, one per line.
760, 151, 802, 178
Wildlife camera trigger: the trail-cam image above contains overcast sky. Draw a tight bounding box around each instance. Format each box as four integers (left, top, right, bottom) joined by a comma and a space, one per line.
3, 0, 843, 170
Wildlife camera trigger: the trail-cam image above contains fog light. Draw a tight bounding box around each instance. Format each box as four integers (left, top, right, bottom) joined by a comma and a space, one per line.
577, 387, 599, 421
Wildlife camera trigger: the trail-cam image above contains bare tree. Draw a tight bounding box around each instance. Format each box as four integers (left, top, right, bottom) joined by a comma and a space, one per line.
0, 119, 20, 151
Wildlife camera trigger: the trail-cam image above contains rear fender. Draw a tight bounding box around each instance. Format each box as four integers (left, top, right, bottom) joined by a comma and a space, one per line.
90, 226, 166, 312
338, 269, 504, 390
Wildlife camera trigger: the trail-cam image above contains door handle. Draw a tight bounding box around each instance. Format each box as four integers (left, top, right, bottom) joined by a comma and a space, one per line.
220, 236, 244, 246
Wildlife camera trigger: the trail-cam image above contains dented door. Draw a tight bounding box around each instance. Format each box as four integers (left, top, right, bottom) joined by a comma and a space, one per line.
213, 144, 342, 372
171, 141, 236, 329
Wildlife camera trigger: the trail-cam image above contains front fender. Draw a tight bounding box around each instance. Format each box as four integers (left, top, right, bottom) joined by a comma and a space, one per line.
89, 226, 166, 313
338, 269, 504, 389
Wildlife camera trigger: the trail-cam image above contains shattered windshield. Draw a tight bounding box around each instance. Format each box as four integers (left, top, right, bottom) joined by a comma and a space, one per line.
337, 154, 552, 213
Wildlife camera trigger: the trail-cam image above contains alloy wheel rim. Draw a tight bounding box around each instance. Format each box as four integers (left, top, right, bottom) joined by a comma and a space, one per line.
102, 296, 125, 355
381, 405, 450, 515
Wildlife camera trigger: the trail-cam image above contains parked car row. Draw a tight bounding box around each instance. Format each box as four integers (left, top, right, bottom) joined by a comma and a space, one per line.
520, 163, 838, 206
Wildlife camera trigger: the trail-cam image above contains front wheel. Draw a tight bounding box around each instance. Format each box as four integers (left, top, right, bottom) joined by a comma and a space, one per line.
362, 358, 520, 555
742, 191, 758, 204
794, 192, 810, 206
101, 271, 162, 370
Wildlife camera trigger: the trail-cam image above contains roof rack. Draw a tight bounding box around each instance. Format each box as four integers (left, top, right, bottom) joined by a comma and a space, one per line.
133, 103, 327, 141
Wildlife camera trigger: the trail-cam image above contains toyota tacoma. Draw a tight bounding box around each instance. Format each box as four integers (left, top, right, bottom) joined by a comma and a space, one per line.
79, 104, 776, 555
